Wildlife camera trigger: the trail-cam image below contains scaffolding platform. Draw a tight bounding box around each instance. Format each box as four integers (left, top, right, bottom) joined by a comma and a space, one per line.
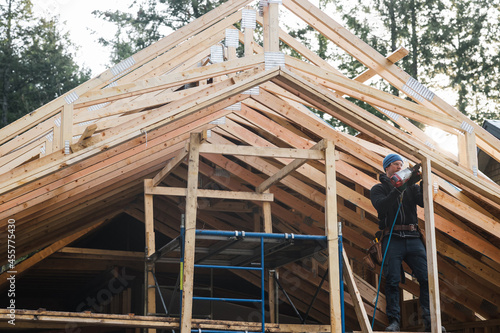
151, 230, 327, 269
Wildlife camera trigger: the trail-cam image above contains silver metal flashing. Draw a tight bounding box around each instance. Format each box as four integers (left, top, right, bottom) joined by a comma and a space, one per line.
402, 77, 435, 102
87, 102, 110, 112
242, 9, 257, 29
64, 91, 79, 104
210, 45, 224, 63
46, 131, 54, 142
461, 121, 474, 134
379, 108, 400, 121
40, 145, 46, 155
473, 166, 478, 177
265, 52, 285, 70
225, 29, 239, 48
224, 102, 242, 111
259, 0, 268, 16
64, 140, 70, 155
424, 140, 435, 149
210, 116, 227, 125
110, 56, 136, 77
54, 117, 61, 127
244, 87, 260, 95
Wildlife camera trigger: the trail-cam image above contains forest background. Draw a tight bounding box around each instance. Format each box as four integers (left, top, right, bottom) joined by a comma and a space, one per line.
1, 0, 499, 136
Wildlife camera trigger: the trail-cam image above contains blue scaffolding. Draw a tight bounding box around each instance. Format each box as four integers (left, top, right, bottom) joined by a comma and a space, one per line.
185, 229, 327, 333
150, 226, 342, 333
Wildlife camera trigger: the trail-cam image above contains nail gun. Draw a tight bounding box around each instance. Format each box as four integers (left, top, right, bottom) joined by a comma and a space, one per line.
390, 163, 421, 188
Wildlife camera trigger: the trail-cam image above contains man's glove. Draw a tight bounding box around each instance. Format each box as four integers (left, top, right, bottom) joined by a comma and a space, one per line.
407, 164, 421, 187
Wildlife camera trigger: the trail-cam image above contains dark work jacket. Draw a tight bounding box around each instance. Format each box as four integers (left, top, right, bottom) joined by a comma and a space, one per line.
370, 173, 424, 238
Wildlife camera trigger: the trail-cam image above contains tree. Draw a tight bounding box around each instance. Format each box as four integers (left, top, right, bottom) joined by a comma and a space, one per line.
323, 0, 500, 123
93, 0, 227, 64
0, 0, 90, 127
425, 0, 500, 122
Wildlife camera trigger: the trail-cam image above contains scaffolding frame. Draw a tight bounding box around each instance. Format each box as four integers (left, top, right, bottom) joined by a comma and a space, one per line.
143, 132, 373, 333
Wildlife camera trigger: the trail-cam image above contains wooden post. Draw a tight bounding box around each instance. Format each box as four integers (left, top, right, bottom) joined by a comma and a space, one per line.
181, 133, 201, 333
465, 131, 478, 176
268, 1, 280, 52
52, 124, 60, 151
262, 1, 270, 52
144, 178, 156, 333
253, 208, 261, 232
262, 189, 276, 323
421, 156, 442, 333
243, 7, 256, 57
324, 141, 342, 333
61, 104, 73, 152
342, 250, 372, 333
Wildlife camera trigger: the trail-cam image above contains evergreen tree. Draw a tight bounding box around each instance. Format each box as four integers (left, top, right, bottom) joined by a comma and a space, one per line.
0, 0, 90, 127
93, 0, 227, 64
323, 0, 500, 123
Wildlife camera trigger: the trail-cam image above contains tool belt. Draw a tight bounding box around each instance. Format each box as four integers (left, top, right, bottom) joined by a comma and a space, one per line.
383, 224, 418, 236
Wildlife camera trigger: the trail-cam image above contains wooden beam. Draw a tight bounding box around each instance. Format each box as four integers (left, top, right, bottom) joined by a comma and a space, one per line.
0, 67, 268, 195
421, 156, 442, 332
181, 133, 201, 333
243, 7, 256, 56
152, 143, 189, 186
199, 143, 325, 159
74, 54, 264, 109
0, 222, 103, 289
144, 178, 156, 323
256, 15, 341, 74
284, 56, 461, 131
145, 186, 274, 201
0, 143, 42, 175
353, 47, 409, 83
256, 139, 326, 193
0, 309, 332, 331
262, 189, 276, 323
273, 68, 500, 205
342, 249, 372, 333
269, 1, 280, 52
0, 0, 253, 145
70, 124, 99, 153
284, 0, 500, 165
79, 124, 97, 141
465, 130, 479, 175
60, 104, 73, 152
325, 140, 342, 333
262, 1, 270, 52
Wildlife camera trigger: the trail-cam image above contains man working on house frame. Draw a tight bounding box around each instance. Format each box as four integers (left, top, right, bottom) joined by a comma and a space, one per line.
370, 153, 435, 332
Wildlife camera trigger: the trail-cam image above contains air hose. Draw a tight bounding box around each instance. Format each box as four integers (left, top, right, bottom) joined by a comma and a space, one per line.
371, 195, 403, 329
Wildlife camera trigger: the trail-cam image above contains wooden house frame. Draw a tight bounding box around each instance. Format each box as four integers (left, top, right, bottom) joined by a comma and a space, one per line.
1, 0, 499, 332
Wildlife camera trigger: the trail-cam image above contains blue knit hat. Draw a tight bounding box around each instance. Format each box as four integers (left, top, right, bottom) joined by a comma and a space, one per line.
383, 153, 403, 170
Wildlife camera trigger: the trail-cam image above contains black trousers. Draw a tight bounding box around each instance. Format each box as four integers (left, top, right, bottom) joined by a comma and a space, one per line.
382, 236, 430, 324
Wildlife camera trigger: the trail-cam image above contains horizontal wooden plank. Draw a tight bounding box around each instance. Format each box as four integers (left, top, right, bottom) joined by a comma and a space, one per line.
199, 143, 325, 159
0, 309, 330, 331
145, 186, 274, 202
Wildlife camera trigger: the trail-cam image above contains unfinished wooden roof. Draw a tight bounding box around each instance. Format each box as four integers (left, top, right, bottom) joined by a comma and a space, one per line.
1, 0, 500, 331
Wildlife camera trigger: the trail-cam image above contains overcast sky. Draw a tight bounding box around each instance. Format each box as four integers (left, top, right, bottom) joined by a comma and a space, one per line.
34, 0, 132, 76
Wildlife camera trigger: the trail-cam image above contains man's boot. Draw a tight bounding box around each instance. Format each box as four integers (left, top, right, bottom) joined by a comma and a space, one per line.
424, 317, 446, 332
385, 318, 400, 332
